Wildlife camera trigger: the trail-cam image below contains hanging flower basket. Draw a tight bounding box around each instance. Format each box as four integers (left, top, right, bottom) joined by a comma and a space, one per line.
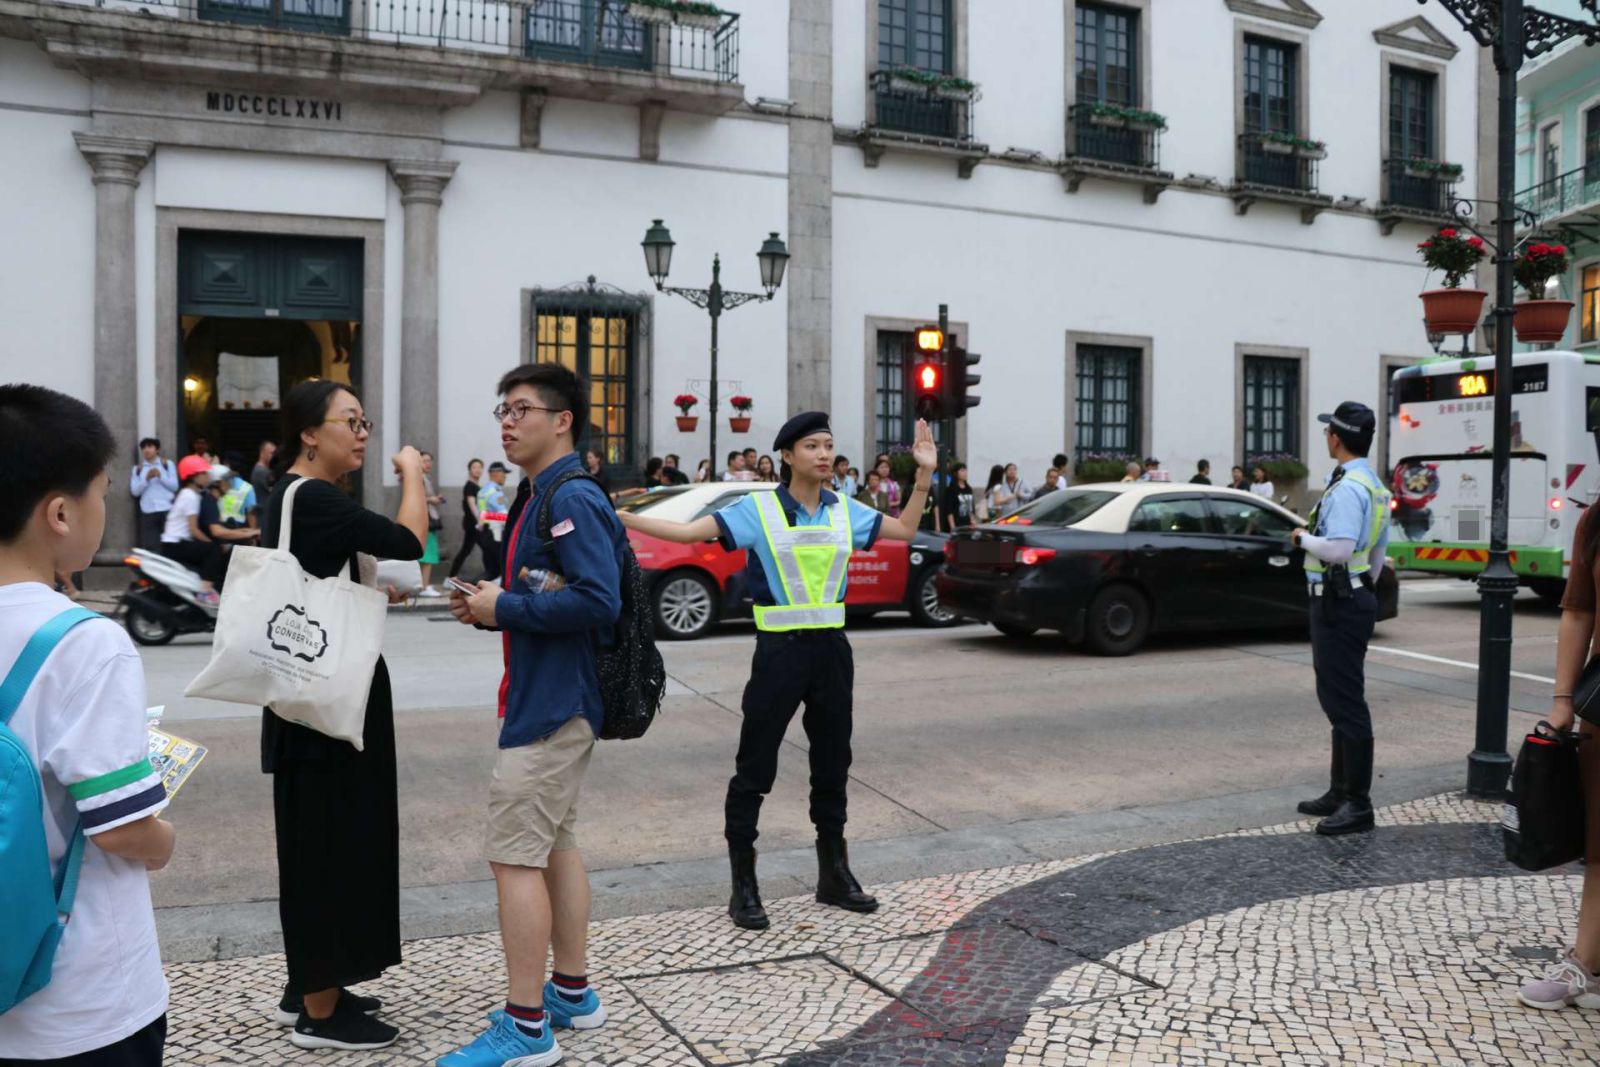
1513, 300, 1574, 344
728, 417, 751, 433
728, 394, 752, 433
673, 393, 699, 431
1420, 289, 1488, 335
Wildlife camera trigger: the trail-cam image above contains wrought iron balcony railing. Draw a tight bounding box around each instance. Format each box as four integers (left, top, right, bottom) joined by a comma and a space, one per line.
1381, 158, 1459, 214
58, 0, 740, 81
868, 69, 975, 143
1237, 131, 1321, 194
1516, 161, 1600, 223
1068, 104, 1161, 170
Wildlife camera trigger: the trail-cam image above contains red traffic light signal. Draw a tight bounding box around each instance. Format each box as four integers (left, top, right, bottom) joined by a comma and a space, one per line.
912, 359, 945, 419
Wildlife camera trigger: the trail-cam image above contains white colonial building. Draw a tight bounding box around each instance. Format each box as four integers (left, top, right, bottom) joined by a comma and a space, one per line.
0, 0, 1495, 555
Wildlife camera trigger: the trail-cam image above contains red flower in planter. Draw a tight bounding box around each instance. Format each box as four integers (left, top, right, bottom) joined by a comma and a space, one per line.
729, 395, 754, 414
673, 393, 699, 415
1439, 228, 1458, 238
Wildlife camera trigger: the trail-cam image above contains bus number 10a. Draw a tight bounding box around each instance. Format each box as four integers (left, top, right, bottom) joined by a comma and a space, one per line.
1459, 374, 1489, 397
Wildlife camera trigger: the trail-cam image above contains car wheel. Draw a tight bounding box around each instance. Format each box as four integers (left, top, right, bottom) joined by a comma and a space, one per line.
908, 567, 960, 627
125, 606, 177, 647
992, 622, 1038, 638
1085, 584, 1150, 656
653, 570, 719, 641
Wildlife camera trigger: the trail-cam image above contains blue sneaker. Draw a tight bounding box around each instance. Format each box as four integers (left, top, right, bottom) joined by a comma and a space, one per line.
543, 981, 606, 1031
435, 1011, 561, 1067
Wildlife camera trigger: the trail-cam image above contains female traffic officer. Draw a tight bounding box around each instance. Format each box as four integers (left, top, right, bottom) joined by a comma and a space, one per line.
618, 412, 938, 930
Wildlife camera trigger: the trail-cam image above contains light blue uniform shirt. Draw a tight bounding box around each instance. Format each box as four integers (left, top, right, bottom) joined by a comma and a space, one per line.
1306, 457, 1389, 585
129, 459, 179, 514
714, 485, 883, 607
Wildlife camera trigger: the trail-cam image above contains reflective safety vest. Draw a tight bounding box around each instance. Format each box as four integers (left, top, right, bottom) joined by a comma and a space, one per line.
750, 492, 853, 632
1305, 465, 1390, 577
219, 483, 253, 526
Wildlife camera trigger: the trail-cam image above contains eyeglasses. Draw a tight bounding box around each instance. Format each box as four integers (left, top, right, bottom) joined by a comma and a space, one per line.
493, 401, 567, 423
323, 416, 374, 436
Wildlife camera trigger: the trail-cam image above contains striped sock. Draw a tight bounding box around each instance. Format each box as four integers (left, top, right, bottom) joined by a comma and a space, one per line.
552, 972, 589, 1005
505, 1002, 544, 1038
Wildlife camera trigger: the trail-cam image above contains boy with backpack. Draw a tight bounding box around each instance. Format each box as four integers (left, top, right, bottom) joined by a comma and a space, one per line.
0, 384, 177, 1065
442, 363, 643, 1067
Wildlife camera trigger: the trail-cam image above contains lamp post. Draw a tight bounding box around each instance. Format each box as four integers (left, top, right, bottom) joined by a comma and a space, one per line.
641, 220, 789, 483
1425, 0, 1600, 795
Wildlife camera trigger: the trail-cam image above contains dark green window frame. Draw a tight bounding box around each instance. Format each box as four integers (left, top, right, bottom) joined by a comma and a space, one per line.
1075, 3, 1137, 107
1243, 355, 1300, 457
1389, 67, 1437, 160
1585, 103, 1600, 181
1074, 345, 1141, 456
878, 0, 951, 73
1243, 35, 1297, 136
527, 0, 652, 71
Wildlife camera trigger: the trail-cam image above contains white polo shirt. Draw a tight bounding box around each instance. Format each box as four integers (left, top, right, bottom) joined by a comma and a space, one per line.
0, 584, 169, 1060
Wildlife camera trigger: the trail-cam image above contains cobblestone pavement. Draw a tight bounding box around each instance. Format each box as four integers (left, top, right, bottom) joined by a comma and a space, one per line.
166, 793, 1594, 1065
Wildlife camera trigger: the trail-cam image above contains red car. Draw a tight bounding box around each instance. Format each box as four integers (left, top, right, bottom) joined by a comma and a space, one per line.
618, 484, 959, 640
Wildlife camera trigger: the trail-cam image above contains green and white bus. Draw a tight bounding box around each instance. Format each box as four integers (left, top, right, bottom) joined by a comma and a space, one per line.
1387, 349, 1600, 601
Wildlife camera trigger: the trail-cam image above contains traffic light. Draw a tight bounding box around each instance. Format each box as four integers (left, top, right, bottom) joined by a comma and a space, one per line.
912, 359, 945, 420
915, 325, 945, 355
950, 341, 981, 417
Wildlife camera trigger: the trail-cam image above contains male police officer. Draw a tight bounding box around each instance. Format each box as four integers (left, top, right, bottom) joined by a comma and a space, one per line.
616, 412, 939, 929
1291, 402, 1391, 836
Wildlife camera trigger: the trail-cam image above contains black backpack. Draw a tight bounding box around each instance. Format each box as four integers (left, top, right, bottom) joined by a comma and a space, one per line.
535, 471, 665, 740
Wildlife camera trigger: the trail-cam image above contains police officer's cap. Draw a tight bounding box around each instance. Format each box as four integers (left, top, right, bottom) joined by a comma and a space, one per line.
1317, 402, 1376, 436
487, 461, 510, 473
773, 411, 831, 452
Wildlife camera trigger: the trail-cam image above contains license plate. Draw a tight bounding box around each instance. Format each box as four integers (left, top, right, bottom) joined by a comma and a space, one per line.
958, 539, 1014, 566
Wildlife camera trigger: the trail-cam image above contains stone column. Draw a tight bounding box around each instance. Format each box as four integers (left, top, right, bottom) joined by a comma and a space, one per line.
387, 159, 457, 460
787, 0, 834, 417
75, 133, 153, 562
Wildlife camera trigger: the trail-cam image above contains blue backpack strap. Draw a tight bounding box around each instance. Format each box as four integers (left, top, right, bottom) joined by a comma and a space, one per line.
1, 606, 102, 918
0, 607, 101, 727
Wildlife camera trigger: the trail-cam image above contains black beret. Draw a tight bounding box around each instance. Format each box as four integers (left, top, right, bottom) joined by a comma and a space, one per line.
773, 411, 832, 451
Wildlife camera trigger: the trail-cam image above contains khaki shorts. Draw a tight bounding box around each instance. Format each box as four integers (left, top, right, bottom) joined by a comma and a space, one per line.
485, 715, 595, 868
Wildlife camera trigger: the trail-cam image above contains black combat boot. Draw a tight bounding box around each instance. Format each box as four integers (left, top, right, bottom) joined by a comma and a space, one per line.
1316, 736, 1375, 836
815, 836, 879, 913
1297, 730, 1345, 817
728, 846, 770, 930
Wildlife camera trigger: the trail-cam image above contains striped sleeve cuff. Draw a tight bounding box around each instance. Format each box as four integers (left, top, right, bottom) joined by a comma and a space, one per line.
70, 758, 169, 835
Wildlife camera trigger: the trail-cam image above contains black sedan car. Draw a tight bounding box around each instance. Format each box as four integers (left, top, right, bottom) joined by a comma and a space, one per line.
936, 483, 1399, 655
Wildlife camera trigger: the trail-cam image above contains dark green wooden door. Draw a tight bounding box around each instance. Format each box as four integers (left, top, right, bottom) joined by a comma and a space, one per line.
179, 231, 362, 321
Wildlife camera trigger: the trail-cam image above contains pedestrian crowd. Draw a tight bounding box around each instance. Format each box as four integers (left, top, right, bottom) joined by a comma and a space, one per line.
2, 374, 1596, 1067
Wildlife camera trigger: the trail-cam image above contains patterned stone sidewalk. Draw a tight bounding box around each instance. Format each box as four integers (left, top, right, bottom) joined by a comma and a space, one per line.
166, 793, 1594, 1066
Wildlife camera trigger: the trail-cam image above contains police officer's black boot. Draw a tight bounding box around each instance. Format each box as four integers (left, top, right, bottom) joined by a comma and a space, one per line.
1316, 737, 1375, 836
815, 836, 879, 913
1296, 730, 1345, 817
728, 847, 770, 930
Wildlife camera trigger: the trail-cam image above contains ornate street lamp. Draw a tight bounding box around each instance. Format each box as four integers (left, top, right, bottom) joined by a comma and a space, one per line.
1424, 0, 1600, 796
642, 221, 788, 482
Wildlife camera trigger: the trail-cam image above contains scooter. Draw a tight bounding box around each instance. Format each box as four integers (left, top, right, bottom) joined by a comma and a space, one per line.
120, 549, 218, 646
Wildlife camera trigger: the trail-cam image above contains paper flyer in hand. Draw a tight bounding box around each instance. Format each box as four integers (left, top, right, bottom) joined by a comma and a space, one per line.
146, 706, 207, 798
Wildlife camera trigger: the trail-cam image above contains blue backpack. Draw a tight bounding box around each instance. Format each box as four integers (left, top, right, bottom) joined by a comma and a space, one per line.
0, 607, 100, 1014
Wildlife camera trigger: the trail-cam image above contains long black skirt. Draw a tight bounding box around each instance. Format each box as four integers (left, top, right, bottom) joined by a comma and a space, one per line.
271, 659, 401, 995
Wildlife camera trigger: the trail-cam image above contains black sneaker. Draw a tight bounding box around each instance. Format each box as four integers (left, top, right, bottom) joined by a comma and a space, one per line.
273, 986, 384, 1027
289, 999, 399, 1051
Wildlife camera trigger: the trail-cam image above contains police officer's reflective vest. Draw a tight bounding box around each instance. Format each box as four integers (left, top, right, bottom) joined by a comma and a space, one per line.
219, 482, 253, 526
1305, 465, 1390, 577
750, 492, 852, 632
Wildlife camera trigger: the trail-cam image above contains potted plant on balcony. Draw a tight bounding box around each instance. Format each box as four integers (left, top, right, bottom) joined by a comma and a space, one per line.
1403, 158, 1464, 181
1084, 103, 1167, 131
728, 395, 753, 433
884, 67, 934, 94
626, 0, 723, 29
1248, 453, 1310, 508
1073, 452, 1137, 485
932, 75, 978, 102
674, 393, 699, 432
1513, 241, 1573, 344
1417, 227, 1487, 335
1261, 132, 1327, 160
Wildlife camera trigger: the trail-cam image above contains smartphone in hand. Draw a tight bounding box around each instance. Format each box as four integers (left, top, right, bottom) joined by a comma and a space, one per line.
445, 576, 478, 597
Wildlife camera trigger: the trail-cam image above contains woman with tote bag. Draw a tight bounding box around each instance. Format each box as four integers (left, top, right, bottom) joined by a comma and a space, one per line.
259, 380, 427, 1051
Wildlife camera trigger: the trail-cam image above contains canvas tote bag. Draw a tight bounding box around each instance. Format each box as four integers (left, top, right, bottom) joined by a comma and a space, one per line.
185, 477, 388, 750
